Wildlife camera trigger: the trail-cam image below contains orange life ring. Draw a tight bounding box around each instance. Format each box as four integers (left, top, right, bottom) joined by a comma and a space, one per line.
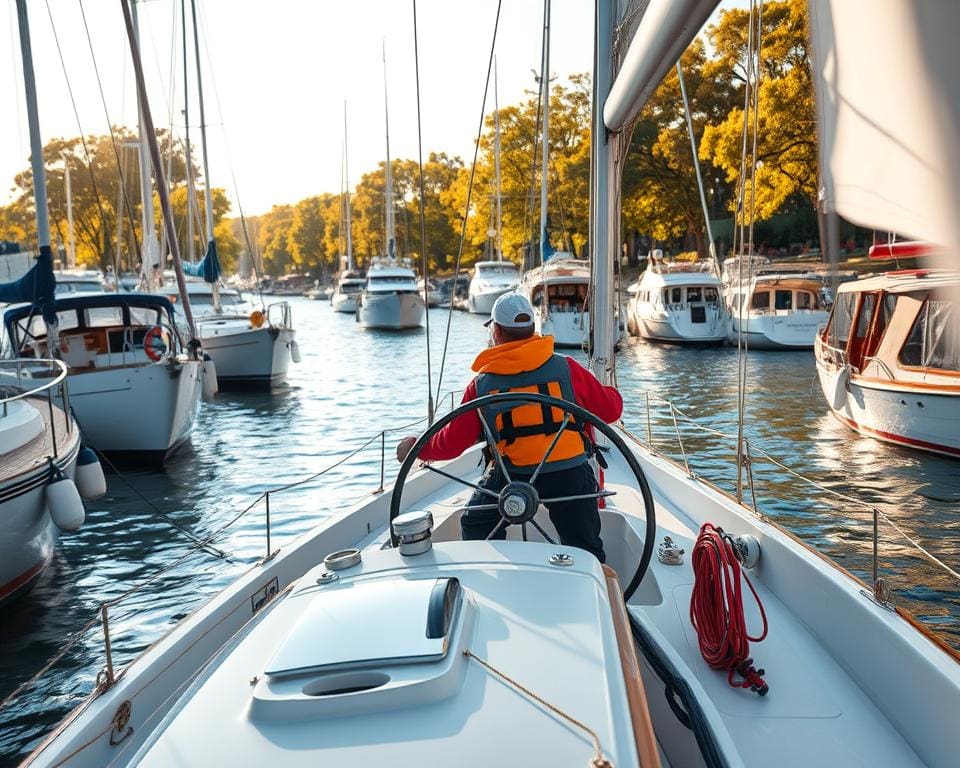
143, 326, 167, 361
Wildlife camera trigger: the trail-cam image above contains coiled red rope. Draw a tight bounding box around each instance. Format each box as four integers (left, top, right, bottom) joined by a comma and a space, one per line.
689, 523, 770, 695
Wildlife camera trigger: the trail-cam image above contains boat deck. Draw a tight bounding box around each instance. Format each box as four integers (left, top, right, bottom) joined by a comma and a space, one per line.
3, 396, 74, 482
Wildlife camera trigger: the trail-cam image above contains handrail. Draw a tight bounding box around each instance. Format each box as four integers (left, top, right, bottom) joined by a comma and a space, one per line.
635, 391, 960, 592
0, 358, 68, 407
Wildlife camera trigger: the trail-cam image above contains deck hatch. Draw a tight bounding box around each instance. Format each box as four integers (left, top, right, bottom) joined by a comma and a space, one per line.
265, 577, 462, 679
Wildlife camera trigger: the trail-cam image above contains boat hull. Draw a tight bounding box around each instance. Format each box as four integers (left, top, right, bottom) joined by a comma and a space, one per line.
630, 304, 726, 345
358, 293, 425, 330
0, 438, 79, 607
63, 362, 201, 463
331, 294, 359, 314
816, 362, 960, 457
728, 311, 827, 349
200, 324, 294, 389
467, 287, 513, 315
537, 312, 588, 348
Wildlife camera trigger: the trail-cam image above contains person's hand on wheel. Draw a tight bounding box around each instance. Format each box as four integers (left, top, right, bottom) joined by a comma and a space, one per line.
396, 435, 417, 463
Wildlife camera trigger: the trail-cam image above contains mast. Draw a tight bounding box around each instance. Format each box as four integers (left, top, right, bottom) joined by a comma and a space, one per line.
180, 0, 195, 264
589, 0, 616, 381
382, 40, 395, 261
15, 0, 57, 341
539, 0, 551, 266
131, 0, 161, 290
64, 159, 76, 269
494, 57, 503, 262
344, 102, 354, 271
190, 0, 220, 312
121, 0, 198, 344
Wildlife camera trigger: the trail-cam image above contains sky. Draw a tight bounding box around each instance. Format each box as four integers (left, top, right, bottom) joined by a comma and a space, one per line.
0, 0, 599, 216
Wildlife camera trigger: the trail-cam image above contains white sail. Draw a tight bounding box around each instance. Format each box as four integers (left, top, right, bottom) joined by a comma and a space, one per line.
809, 0, 960, 253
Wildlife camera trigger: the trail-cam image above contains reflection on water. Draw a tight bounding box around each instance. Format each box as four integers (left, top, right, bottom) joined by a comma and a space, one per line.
1, 298, 957, 761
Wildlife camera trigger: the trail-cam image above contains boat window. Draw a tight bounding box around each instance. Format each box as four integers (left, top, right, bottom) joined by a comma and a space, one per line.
827, 292, 855, 347
704, 287, 719, 303
796, 291, 812, 309
370, 276, 415, 284
342, 283, 362, 294
687, 287, 702, 302
900, 298, 960, 371
220, 292, 244, 306
855, 293, 876, 339
85, 307, 123, 328
546, 283, 587, 313
478, 265, 518, 275
129, 307, 162, 326
774, 290, 792, 310
751, 291, 770, 310
18, 310, 78, 343
670, 287, 682, 305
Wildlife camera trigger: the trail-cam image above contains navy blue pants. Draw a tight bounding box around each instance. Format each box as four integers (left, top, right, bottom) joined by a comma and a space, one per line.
461, 461, 606, 563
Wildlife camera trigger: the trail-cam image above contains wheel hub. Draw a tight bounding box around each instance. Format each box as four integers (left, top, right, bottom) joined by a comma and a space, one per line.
498, 481, 539, 524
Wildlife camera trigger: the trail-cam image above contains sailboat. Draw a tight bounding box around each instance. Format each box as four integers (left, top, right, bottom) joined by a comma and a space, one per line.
331, 104, 366, 314
175, 0, 298, 388
2, 0, 202, 464
467, 60, 521, 315
15, 2, 960, 766
357, 43, 425, 331
0, 0, 103, 607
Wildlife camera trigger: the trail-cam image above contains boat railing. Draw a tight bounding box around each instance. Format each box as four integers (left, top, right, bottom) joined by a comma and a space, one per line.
861, 355, 897, 380
266, 301, 292, 330
0, 358, 72, 455
633, 391, 960, 613
814, 332, 849, 368
0, 390, 469, 716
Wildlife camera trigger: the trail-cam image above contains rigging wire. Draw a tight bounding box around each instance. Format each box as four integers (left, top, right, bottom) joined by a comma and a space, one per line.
77, 0, 144, 270
194, 0, 265, 303
411, 0, 434, 425
433, 0, 503, 406
44, 1, 115, 273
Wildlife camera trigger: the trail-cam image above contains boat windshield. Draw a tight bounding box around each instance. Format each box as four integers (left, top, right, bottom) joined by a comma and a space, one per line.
184, 292, 245, 306
478, 265, 518, 275
370, 276, 415, 284
899, 296, 959, 372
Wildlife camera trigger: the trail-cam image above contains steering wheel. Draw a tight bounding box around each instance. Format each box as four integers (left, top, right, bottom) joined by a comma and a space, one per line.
389, 391, 657, 602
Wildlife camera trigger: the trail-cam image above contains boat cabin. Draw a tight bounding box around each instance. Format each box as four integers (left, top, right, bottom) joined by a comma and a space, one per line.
731, 278, 826, 315
2, 294, 183, 370
820, 269, 960, 377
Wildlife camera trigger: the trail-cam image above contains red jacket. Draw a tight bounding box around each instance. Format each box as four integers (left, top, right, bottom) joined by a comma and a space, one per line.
420, 334, 623, 461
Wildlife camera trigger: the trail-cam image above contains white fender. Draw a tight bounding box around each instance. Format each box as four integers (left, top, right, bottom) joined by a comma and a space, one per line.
75, 447, 106, 500
47, 477, 85, 532
290, 340, 302, 364
830, 365, 850, 411
202, 355, 219, 401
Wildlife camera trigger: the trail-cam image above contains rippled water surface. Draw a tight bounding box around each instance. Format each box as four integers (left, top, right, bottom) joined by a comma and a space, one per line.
2, 297, 958, 763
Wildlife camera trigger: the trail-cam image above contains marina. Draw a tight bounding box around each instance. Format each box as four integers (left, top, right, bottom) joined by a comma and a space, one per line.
1, 0, 959, 765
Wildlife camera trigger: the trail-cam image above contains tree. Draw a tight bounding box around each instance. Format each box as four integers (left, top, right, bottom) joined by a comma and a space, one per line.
699, 0, 816, 224
256, 204, 295, 276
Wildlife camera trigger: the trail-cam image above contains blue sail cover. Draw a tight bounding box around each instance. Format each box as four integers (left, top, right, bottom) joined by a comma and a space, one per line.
183, 239, 222, 284
541, 223, 556, 262
0, 245, 57, 322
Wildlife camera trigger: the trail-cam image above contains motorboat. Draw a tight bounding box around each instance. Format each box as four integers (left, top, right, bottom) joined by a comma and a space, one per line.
417, 277, 443, 308
332, 271, 366, 314
357, 260, 425, 330
3, 294, 203, 463
521, 255, 591, 347
466, 260, 520, 314
0, 359, 97, 606
723, 257, 830, 349
55, 270, 106, 294
626, 258, 727, 345
815, 265, 960, 457
163, 282, 299, 389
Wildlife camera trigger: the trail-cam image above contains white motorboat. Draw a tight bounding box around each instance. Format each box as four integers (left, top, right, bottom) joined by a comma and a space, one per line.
164, 283, 298, 389
467, 261, 520, 314
55, 270, 106, 294
417, 277, 443, 308
723, 257, 830, 349
3, 294, 203, 464
332, 271, 366, 314
521, 255, 591, 347
626, 258, 727, 344
815, 265, 960, 457
0, 359, 90, 606
358, 260, 425, 330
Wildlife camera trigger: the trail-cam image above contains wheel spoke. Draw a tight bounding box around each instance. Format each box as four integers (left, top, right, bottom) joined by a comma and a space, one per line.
423, 464, 499, 499
521, 522, 528, 541
530, 519, 557, 545
461, 503, 500, 511
477, 409, 512, 484
528, 413, 572, 485
484, 517, 507, 541
539, 490, 617, 504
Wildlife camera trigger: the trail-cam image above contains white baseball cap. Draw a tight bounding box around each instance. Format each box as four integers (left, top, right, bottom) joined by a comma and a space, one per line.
484, 292, 535, 328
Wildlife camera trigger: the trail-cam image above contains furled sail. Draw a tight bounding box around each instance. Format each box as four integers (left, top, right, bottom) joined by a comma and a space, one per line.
183, 240, 221, 284
809, 0, 960, 252
0, 245, 56, 322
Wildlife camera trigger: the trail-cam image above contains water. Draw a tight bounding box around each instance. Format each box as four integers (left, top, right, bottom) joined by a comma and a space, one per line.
1, 297, 958, 762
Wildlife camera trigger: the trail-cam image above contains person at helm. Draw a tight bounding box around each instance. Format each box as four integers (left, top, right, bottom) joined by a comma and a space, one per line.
396, 292, 622, 562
